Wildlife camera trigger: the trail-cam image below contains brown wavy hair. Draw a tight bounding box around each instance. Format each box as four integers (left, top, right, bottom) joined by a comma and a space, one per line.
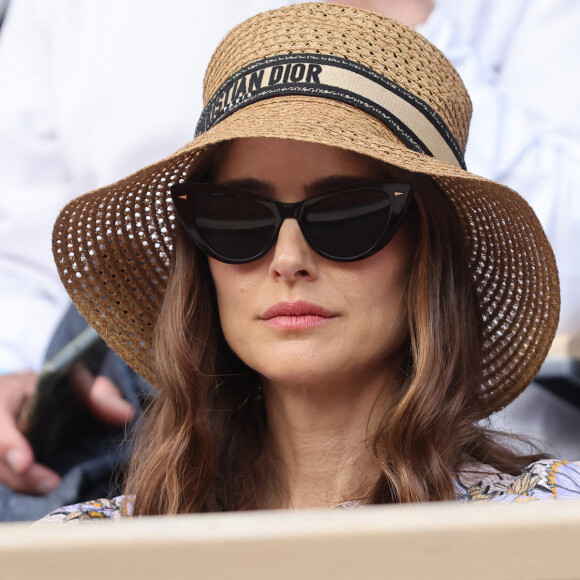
124, 160, 543, 515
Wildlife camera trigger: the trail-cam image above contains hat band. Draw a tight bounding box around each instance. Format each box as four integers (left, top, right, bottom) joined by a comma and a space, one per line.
196, 53, 466, 169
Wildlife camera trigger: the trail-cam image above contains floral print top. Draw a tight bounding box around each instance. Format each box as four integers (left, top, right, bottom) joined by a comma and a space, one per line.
454, 459, 580, 503
35, 459, 580, 524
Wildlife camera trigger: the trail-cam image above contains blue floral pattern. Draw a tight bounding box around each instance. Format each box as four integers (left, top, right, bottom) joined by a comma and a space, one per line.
37, 495, 133, 523
36, 460, 580, 523
455, 459, 580, 503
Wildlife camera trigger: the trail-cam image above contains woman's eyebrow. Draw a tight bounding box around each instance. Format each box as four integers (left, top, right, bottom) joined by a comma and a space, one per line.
305, 175, 388, 193
215, 178, 274, 194
215, 175, 393, 196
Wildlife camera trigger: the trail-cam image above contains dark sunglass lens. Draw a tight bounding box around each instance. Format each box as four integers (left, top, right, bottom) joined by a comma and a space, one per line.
305, 190, 390, 259
192, 193, 277, 261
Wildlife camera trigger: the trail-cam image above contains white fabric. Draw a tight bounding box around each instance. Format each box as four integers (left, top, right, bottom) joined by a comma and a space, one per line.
0, 0, 308, 372
0, 0, 579, 376
419, 1, 580, 458
420, 0, 580, 338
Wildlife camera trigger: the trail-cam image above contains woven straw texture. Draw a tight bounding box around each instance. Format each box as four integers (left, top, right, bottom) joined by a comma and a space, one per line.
52, 3, 559, 414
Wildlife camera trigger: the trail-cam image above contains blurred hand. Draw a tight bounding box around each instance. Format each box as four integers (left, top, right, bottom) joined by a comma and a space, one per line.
0, 366, 135, 495
69, 363, 135, 426
328, 0, 434, 27
0, 372, 60, 494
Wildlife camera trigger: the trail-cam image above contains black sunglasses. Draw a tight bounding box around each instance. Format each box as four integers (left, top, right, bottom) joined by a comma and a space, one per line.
170, 181, 414, 264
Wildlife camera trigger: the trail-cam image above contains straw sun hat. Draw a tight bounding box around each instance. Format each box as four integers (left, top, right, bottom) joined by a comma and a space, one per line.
53, 2, 559, 414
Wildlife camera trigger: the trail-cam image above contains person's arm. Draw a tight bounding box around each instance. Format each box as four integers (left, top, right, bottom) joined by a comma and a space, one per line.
0, 1, 136, 494
0, 0, 73, 374
0, 0, 72, 494
327, 0, 433, 27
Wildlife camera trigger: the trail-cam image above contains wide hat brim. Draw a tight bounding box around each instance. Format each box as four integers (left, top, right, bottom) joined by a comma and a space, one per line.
52, 4, 559, 416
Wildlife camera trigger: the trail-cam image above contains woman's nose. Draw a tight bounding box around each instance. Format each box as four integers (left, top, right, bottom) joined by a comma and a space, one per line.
268, 219, 319, 282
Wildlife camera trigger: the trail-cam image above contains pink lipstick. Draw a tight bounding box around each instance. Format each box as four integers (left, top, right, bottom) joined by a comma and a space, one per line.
261, 301, 336, 329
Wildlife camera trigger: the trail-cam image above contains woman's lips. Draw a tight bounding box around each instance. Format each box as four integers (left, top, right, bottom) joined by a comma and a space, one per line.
261, 301, 336, 329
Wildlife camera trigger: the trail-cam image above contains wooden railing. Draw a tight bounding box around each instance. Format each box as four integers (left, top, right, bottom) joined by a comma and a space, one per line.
1, 499, 579, 579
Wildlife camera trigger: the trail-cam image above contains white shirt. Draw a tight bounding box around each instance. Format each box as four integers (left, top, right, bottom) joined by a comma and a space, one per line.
421, 0, 580, 337
1, 0, 579, 372
420, 1, 580, 458
0, 0, 308, 371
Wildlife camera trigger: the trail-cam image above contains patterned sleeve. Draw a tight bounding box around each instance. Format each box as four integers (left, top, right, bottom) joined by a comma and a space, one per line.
33, 461, 580, 523
33, 495, 134, 525
455, 460, 580, 503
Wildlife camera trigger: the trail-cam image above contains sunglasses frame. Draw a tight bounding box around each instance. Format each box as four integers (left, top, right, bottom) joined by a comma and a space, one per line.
170, 180, 414, 264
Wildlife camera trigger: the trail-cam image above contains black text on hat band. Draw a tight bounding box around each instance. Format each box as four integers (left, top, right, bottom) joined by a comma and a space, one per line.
196, 54, 466, 169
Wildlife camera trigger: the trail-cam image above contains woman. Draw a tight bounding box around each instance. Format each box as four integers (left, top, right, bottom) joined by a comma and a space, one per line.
43, 3, 578, 522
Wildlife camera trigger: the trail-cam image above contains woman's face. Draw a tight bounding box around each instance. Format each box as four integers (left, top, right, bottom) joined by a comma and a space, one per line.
208, 137, 415, 395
